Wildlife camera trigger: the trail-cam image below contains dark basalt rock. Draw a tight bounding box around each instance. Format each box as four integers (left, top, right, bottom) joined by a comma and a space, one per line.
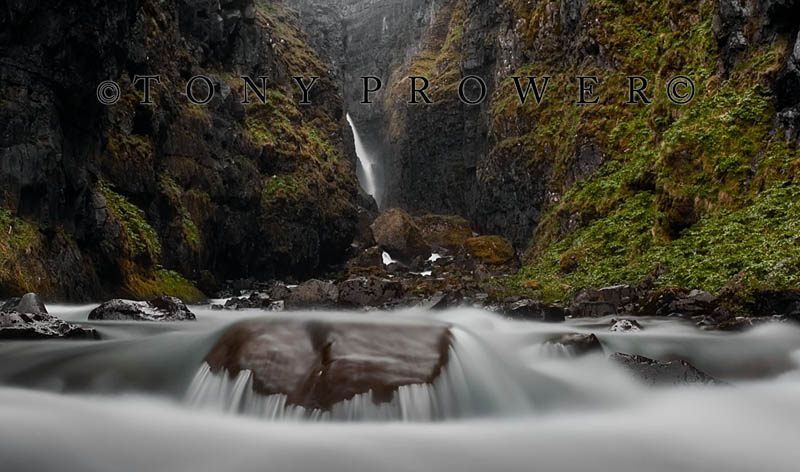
337, 276, 404, 307
568, 285, 638, 318
285, 280, 339, 309
88, 296, 196, 322
637, 289, 721, 318
268, 282, 292, 302
611, 353, 721, 386
1, 293, 48, 315
610, 319, 643, 332
223, 291, 273, 310
750, 289, 800, 320
205, 319, 452, 409
545, 333, 603, 356
0, 311, 99, 340
504, 299, 567, 323
345, 246, 384, 269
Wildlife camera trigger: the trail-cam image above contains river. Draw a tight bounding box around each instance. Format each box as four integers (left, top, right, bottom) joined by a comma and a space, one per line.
1, 305, 799, 471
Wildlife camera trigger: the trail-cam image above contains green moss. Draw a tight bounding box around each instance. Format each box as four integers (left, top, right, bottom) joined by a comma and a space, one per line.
262, 174, 301, 203
0, 208, 46, 294
390, 0, 466, 103
466, 236, 515, 265
126, 268, 206, 304
159, 175, 202, 253
99, 180, 161, 264
497, 0, 800, 301
254, 1, 329, 78
511, 184, 800, 301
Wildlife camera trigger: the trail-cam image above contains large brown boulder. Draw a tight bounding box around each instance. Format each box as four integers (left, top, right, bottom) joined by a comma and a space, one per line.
370, 209, 431, 263
205, 319, 452, 409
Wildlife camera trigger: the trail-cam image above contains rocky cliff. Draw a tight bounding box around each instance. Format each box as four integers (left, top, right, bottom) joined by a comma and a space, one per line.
282, 0, 800, 302
2, 0, 799, 304
0, 0, 361, 301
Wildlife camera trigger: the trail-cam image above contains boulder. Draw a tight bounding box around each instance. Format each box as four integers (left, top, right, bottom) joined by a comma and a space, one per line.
465, 236, 515, 265
750, 289, 800, 320
1, 293, 48, 314
504, 299, 567, 322
370, 209, 431, 263
717, 316, 782, 331
610, 319, 642, 332
637, 288, 719, 318
337, 276, 404, 307
88, 296, 196, 321
285, 279, 338, 309
545, 333, 604, 356
205, 319, 452, 409
0, 311, 99, 340
346, 246, 384, 269
223, 292, 273, 310
415, 214, 474, 251
568, 285, 638, 318
269, 282, 291, 301
610, 353, 720, 386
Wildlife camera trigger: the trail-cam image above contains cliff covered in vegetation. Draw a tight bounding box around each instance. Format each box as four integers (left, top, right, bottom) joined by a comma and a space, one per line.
0, 0, 361, 301
296, 0, 800, 303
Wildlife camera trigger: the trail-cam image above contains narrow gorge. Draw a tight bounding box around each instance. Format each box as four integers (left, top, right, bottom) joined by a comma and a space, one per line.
2, 1, 800, 471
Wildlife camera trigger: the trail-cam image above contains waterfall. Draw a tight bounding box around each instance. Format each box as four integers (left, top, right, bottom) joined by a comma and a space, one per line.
346, 113, 380, 206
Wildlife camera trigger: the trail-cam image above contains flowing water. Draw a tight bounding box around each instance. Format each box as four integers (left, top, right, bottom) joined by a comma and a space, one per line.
347, 113, 380, 205
1, 305, 800, 471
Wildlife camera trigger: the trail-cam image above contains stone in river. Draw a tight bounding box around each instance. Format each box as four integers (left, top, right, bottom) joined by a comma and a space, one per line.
0, 311, 99, 340
88, 296, 196, 322
1, 293, 48, 315
611, 353, 721, 386
205, 319, 452, 409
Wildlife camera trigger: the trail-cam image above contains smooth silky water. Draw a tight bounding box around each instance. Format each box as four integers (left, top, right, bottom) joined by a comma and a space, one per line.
1, 305, 800, 471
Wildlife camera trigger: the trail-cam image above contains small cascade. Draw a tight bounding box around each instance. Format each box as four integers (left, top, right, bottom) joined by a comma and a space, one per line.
537, 342, 576, 358
185, 328, 535, 422
346, 113, 380, 206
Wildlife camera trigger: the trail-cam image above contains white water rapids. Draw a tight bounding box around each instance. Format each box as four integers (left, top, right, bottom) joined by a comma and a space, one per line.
1, 306, 800, 471
346, 113, 380, 205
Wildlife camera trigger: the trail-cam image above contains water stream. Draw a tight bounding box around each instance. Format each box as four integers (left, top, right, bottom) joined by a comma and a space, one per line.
1, 306, 800, 471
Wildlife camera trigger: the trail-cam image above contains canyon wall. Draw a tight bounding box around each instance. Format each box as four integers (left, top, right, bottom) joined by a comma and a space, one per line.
0, 0, 361, 300
285, 0, 800, 300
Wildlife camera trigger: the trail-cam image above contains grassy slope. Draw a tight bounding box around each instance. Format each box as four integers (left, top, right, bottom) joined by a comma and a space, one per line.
496, 0, 800, 301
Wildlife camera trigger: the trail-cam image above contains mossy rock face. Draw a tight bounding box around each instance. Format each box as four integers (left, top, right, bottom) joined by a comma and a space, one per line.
466, 236, 515, 265
491, 0, 800, 302
0, 0, 360, 299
